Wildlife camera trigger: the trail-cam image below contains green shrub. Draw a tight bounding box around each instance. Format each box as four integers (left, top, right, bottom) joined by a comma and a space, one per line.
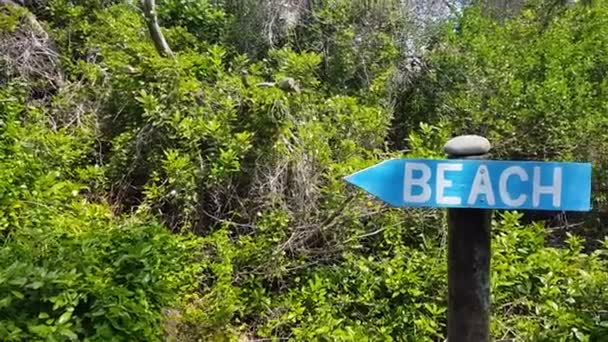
176, 210, 607, 341
492, 212, 608, 341
158, 0, 227, 45
423, 3, 608, 164
0, 86, 202, 341
1, 1, 607, 341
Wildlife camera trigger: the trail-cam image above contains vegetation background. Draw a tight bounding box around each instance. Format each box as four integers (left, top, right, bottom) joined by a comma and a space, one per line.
0, 0, 607, 340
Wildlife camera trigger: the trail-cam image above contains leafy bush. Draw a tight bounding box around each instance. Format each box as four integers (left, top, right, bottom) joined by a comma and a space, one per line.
0, 86, 202, 341
492, 212, 608, 341
409, 3, 608, 176
158, 0, 227, 45
173, 210, 608, 341
395, 1, 608, 237
1, 1, 607, 341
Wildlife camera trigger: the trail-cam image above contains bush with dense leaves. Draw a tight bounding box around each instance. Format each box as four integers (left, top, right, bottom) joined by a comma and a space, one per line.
0, 0, 607, 341
0, 85, 202, 341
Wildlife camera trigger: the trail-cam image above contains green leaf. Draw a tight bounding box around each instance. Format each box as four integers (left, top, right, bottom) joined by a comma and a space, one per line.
58, 311, 72, 325
29, 281, 44, 289
11, 291, 24, 299
572, 327, 585, 341
61, 329, 78, 340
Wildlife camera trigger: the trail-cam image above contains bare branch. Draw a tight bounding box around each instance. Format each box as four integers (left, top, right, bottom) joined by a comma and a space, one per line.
140, 0, 174, 58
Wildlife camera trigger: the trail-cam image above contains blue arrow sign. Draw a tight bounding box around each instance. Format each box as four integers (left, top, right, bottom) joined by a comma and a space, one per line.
344, 159, 592, 211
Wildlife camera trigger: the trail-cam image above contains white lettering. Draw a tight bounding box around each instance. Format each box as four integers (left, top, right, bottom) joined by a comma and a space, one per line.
468, 165, 495, 205
533, 167, 562, 208
404, 163, 432, 203
499, 166, 528, 207
436, 163, 463, 205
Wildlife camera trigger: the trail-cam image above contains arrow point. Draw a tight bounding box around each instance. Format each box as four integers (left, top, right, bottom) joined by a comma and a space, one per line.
343, 159, 404, 207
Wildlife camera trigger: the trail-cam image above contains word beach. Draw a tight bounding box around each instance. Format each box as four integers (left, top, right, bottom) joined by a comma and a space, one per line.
345, 159, 591, 211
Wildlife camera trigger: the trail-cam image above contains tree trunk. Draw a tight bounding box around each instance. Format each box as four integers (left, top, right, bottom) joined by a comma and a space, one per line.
140, 0, 173, 58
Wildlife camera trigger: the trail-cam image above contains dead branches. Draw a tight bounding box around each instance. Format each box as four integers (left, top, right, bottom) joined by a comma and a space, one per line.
0, 2, 63, 93
279, 194, 356, 253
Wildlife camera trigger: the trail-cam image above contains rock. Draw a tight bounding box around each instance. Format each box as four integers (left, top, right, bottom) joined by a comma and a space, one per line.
443, 135, 491, 157
256, 78, 301, 93
0, 0, 23, 7
277, 77, 300, 93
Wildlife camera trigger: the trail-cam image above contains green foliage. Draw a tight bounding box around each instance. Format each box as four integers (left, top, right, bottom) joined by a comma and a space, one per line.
427, 3, 608, 162
176, 210, 608, 341
158, 0, 227, 45
1, 0, 607, 341
401, 0, 608, 239
293, 0, 405, 97
0, 5, 28, 33
0, 86, 202, 341
42, 1, 392, 231
492, 212, 608, 341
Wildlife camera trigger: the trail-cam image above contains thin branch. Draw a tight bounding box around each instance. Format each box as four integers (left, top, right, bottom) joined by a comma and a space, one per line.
200, 208, 259, 230
344, 226, 388, 244
279, 194, 356, 251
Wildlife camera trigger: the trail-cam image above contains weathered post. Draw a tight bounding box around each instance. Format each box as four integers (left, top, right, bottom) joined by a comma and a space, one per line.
443, 135, 492, 342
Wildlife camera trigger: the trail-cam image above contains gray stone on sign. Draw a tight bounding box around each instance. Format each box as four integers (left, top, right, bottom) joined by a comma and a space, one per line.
444, 135, 491, 157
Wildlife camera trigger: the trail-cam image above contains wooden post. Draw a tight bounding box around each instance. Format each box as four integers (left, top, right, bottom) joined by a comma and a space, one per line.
444, 135, 493, 342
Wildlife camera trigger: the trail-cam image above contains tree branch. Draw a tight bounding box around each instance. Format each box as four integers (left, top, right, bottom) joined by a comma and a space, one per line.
140, 0, 173, 58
